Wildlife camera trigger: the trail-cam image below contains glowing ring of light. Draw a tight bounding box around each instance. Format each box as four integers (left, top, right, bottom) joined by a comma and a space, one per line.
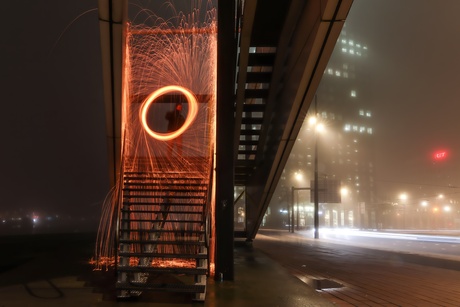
140, 85, 198, 141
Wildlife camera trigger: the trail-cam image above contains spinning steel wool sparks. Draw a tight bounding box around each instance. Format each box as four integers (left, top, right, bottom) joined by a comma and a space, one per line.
94, 1, 217, 300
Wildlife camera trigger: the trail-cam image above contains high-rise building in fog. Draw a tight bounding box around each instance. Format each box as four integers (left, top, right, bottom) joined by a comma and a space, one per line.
267, 24, 377, 229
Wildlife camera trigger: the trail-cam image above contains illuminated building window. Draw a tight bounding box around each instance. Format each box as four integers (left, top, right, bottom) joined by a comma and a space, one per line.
351, 90, 357, 97
359, 126, 365, 133
344, 124, 351, 132
352, 125, 358, 131
335, 70, 341, 77
343, 72, 348, 78
349, 40, 354, 46
359, 109, 364, 116
327, 68, 333, 75
349, 49, 355, 55
367, 128, 373, 134
341, 39, 347, 44
342, 48, 347, 53
366, 111, 371, 117
356, 44, 361, 48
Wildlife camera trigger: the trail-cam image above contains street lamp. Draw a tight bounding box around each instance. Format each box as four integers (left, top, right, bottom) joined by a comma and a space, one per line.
294, 171, 305, 231
308, 95, 326, 238
312, 96, 320, 239
398, 193, 408, 229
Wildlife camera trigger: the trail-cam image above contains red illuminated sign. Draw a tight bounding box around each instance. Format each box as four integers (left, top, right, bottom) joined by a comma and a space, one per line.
433, 150, 448, 161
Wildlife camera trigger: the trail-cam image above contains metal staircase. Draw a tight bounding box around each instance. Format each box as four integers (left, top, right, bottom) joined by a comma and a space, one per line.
116, 168, 210, 301
235, 49, 277, 186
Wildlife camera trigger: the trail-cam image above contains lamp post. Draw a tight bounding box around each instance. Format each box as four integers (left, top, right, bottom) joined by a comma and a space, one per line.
420, 200, 428, 229
313, 96, 319, 239
308, 95, 325, 238
399, 193, 408, 229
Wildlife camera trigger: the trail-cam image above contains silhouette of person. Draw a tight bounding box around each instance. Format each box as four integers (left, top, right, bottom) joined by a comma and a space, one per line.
165, 102, 185, 157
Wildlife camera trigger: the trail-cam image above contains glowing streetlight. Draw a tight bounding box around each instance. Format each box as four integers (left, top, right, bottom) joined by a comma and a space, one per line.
307, 96, 328, 238
312, 96, 320, 239
399, 193, 408, 201
398, 193, 408, 228
294, 172, 303, 182
316, 122, 325, 133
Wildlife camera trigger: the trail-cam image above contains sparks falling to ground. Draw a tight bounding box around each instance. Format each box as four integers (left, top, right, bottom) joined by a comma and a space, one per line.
94, 2, 217, 280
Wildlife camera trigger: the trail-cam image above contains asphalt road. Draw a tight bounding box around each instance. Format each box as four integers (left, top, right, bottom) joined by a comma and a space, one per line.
255, 229, 460, 306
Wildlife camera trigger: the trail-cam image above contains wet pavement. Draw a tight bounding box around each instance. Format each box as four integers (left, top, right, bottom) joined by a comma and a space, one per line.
255, 229, 460, 306
4, 229, 458, 306
0, 232, 332, 306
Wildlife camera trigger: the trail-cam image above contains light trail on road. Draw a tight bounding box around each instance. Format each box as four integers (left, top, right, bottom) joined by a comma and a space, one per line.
317, 228, 460, 261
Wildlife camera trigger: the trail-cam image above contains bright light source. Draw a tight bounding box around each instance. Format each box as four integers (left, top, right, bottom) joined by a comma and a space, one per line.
444, 205, 451, 212
340, 187, 349, 196
140, 85, 198, 141
308, 116, 317, 125
294, 172, 303, 181
316, 123, 325, 133
399, 193, 408, 201
420, 201, 428, 207
433, 150, 448, 161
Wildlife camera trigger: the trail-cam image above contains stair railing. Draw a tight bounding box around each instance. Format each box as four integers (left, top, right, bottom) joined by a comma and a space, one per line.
113, 130, 127, 270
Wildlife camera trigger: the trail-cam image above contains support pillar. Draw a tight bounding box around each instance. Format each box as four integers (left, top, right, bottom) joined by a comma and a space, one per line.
215, 0, 237, 281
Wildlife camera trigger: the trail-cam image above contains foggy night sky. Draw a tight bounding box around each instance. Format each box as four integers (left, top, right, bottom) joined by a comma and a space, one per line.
346, 0, 460, 201
1, 0, 460, 221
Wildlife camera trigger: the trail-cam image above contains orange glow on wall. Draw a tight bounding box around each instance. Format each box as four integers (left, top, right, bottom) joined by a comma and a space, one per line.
139, 85, 198, 141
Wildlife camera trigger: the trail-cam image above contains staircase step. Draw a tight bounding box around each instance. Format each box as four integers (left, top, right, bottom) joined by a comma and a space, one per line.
123, 194, 205, 199
117, 266, 207, 275
118, 252, 208, 259
238, 150, 258, 155
247, 52, 276, 66
120, 209, 202, 214
121, 219, 204, 223
123, 202, 205, 207
241, 117, 264, 125
116, 281, 205, 293
246, 71, 272, 83
123, 183, 207, 189
239, 140, 259, 146
120, 229, 205, 234
239, 129, 261, 136
242, 103, 266, 112
119, 239, 205, 245
245, 88, 269, 99
124, 175, 205, 181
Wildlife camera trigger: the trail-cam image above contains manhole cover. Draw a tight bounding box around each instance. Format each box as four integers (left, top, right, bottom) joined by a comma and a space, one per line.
309, 279, 343, 290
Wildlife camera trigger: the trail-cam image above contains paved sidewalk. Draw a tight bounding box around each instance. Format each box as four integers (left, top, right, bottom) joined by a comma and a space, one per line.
255, 229, 460, 306
0, 233, 332, 306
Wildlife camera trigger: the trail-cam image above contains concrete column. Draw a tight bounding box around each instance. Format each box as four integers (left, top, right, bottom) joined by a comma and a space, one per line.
215, 0, 237, 281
